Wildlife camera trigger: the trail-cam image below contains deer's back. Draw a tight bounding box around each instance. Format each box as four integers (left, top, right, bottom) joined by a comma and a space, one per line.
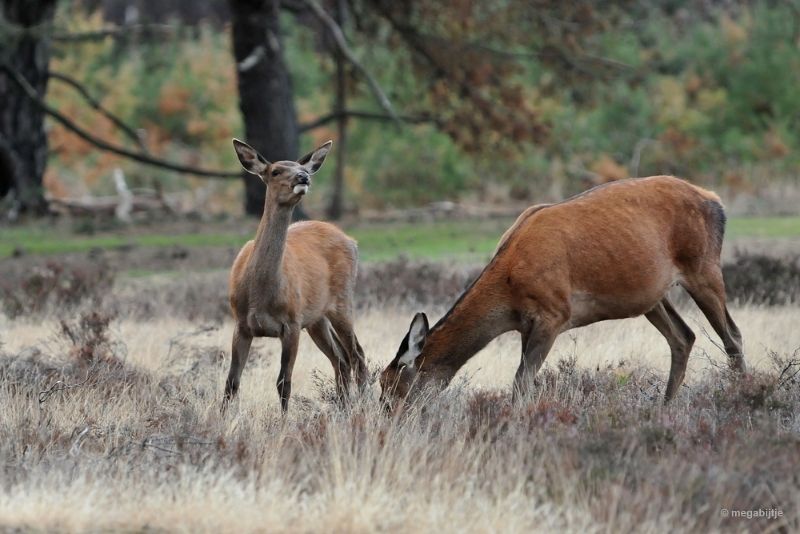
496, 176, 724, 315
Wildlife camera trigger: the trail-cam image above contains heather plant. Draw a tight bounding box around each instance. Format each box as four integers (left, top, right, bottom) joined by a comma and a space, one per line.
0, 259, 115, 319
0, 322, 798, 532
723, 252, 800, 305
0, 259, 799, 532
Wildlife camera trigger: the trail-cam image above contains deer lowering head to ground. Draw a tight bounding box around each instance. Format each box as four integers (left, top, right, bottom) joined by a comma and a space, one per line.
380, 176, 745, 408
224, 139, 367, 411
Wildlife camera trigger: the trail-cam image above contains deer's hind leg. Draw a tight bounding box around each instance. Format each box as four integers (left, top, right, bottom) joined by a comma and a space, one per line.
329, 315, 368, 388
681, 265, 746, 373
645, 297, 696, 402
307, 317, 353, 400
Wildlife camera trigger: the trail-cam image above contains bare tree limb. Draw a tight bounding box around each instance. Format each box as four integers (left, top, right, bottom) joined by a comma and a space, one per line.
49, 71, 148, 153
0, 61, 241, 179
279, 0, 307, 13
299, 109, 440, 133
302, 0, 402, 131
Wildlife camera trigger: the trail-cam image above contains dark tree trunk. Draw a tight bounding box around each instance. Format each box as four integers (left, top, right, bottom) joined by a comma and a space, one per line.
229, 0, 301, 218
0, 0, 57, 215
326, 0, 347, 221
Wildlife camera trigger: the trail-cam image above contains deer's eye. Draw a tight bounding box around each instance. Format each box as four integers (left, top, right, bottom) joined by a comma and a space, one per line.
271, 169, 280, 177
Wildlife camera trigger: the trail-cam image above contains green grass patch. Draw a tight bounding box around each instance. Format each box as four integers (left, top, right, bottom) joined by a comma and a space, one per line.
726, 217, 800, 239
346, 219, 514, 262
3, 216, 799, 263
0, 218, 517, 263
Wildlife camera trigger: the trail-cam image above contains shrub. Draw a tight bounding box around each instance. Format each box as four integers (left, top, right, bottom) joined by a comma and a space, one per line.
723, 252, 800, 305
0, 259, 116, 319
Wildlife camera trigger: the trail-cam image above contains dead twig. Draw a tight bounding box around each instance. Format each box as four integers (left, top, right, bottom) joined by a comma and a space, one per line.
690, 317, 728, 356
771, 348, 800, 390
38, 367, 96, 405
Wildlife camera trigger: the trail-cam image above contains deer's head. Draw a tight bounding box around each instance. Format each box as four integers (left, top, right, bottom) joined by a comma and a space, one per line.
232, 139, 332, 207
379, 312, 430, 411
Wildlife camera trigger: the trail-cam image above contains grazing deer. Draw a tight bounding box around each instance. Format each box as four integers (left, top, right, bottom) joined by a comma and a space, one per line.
380, 176, 745, 407
225, 139, 367, 411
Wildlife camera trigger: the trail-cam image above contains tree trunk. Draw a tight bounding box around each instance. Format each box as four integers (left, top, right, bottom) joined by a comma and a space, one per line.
326, 0, 347, 221
229, 0, 301, 218
0, 0, 57, 215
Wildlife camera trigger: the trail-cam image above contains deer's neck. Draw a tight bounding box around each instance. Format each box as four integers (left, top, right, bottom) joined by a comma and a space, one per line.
418, 265, 513, 383
248, 193, 294, 296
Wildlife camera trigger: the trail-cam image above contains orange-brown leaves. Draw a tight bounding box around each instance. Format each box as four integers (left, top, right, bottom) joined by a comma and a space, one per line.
158, 84, 192, 116
590, 154, 629, 183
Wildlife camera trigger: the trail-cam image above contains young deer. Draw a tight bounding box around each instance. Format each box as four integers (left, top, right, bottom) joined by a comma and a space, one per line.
225, 139, 367, 411
381, 176, 745, 407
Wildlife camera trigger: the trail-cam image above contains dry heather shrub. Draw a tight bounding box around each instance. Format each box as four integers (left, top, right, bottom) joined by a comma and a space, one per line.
723, 252, 800, 305
0, 259, 115, 318
109, 271, 230, 322
1, 310, 154, 409
1, 251, 798, 323
356, 257, 482, 307
0, 330, 799, 532
58, 310, 119, 365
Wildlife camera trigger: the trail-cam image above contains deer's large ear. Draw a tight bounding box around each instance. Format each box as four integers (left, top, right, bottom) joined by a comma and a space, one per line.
232, 139, 270, 175
297, 140, 332, 175
397, 312, 429, 368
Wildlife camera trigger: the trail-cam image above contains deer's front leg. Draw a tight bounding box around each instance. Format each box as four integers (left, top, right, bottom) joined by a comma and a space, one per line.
224, 323, 253, 404
276, 326, 301, 412
512, 320, 562, 403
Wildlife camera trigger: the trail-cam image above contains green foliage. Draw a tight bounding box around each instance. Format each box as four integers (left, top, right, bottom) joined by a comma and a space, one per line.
571, 3, 800, 185
353, 126, 477, 208
46, 7, 242, 211
42, 2, 800, 212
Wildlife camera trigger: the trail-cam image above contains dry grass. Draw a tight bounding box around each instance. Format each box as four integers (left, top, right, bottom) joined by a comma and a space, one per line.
0, 300, 799, 533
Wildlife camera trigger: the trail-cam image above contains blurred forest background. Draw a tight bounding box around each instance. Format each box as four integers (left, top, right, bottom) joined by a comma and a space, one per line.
2, 0, 800, 222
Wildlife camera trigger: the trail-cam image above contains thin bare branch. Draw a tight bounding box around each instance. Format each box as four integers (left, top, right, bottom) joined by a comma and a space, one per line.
580, 53, 632, 72
0, 61, 241, 179
302, 0, 402, 131
299, 109, 440, 133
49, 71, 148, 153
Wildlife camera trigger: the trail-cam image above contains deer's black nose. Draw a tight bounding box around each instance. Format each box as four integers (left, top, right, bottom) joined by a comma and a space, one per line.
297, 173, 310, 185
